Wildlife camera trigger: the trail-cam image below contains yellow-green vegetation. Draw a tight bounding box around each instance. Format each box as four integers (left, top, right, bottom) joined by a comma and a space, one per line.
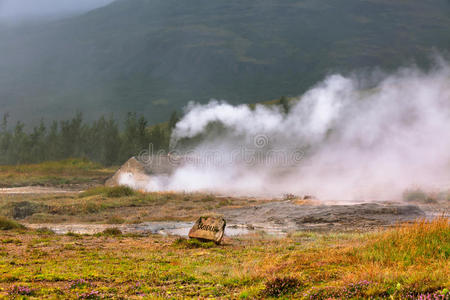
0, 158, 115, 188
79, 186, 137, 198
0, 187, 267, 224
0, 216, 25, 230
0, 218, 448, 299
402, 188, 450, 204
360, 218, 449, 265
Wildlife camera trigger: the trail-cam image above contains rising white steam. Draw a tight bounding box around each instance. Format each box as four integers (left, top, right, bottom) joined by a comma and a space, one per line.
144, 59, 450, 201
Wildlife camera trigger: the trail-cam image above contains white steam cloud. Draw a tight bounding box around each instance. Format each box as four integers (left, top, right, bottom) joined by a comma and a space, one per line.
143, 59, 450, 201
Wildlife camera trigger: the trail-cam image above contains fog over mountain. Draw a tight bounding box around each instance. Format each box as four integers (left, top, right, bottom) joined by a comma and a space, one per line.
0, 0, 115, 24
0, 0, 449, 125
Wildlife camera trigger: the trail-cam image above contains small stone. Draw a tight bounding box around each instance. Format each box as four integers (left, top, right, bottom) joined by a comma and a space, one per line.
188, 216, 226, 244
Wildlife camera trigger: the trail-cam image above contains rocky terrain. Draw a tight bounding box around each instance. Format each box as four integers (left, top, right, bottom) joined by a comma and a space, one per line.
221, 201, 429, 233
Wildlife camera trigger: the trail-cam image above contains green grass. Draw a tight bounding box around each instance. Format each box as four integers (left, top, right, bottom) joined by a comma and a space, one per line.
79, 186, 136, 198
0, 158, 115, 188
0, 216, 25, 230
360, 218, 449, 265
0, 158, 102, 173
0, 191, 269, 224
173, 237, 216, 249
97, 228, 122, 236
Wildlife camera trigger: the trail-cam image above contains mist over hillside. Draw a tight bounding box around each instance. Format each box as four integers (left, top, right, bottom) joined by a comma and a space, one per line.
0, 0, 115, 24
0, 0, 449, 125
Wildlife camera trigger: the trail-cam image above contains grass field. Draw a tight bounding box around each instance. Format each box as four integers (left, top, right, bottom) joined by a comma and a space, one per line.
0, 159, 115, 188
0, 218, 448, 299
0, 186, 270, 224
0, 160, 273, 224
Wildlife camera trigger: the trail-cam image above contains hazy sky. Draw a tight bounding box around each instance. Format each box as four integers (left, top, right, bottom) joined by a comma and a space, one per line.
0, 0, 115, 23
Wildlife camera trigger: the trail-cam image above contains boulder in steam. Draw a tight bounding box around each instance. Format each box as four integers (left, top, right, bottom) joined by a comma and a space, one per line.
105, 155, 184, 189
105, 157, 150, 188
189, 216, 226, 244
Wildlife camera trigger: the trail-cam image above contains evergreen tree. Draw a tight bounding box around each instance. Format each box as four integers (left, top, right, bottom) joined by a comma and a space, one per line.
0, 112, 174, 166
279, 96, 290, 114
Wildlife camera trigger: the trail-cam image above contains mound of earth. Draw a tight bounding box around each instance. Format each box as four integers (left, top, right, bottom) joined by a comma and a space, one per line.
220, 202, 426, 232
105, 155, 186, 188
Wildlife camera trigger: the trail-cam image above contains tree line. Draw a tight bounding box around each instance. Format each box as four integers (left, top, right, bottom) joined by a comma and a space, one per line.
0, 97, 291, 166
0, 112, 179, 166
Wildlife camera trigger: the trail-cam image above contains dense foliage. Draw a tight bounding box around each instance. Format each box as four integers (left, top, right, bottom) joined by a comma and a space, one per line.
0, 112, 178, 166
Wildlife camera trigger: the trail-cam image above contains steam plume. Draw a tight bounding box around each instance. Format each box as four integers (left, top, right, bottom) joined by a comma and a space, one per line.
137, 59, 450, 201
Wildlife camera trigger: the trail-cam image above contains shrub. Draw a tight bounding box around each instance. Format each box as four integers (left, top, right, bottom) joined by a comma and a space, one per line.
201, 195, 215, 202
106, 215, 125, 224
218, 198, 231, 207
106, 186, 135, 198
100, 228, 122, 236
403, 189, 436, 203
36, 227, 55, 235
85, 202, 100, 213
8, 201, 43, 219
8, 285, 35, 296
79, 186, 136, 198
262, 277, 302, 297
283, 193, 298, 200
0, 216, 25, 230
173, 237, 216, 249
66, 231, 82, 238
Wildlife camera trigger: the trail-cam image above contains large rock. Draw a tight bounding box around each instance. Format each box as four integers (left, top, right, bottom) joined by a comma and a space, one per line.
105, 157, 149, 187
189, 216, 226, 244
105, 155, 186, 188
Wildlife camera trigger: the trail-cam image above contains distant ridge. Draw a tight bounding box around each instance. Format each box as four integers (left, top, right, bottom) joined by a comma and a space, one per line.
0, 0, 449, 124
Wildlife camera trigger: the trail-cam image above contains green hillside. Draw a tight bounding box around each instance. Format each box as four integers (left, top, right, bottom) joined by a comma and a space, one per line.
0, 0, 449, 124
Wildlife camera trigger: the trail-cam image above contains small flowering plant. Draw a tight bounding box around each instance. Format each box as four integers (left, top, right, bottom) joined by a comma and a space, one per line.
127, 281, 145, 295
8, 285, 35, 296
303, 280, 371, 299
78, 290, 102, 299
262, 276, 302, 297
69, 279, 91, 289
340, 280, 371, 298
405, 290, 450, 300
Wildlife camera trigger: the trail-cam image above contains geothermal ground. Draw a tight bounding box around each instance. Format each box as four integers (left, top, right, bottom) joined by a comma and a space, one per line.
1, 184, 446, 235
0, 162, 448, 299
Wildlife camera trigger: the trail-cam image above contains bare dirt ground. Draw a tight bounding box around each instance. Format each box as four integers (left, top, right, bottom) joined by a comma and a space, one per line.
220, 201, 435, 233
0, 186, 77, 194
